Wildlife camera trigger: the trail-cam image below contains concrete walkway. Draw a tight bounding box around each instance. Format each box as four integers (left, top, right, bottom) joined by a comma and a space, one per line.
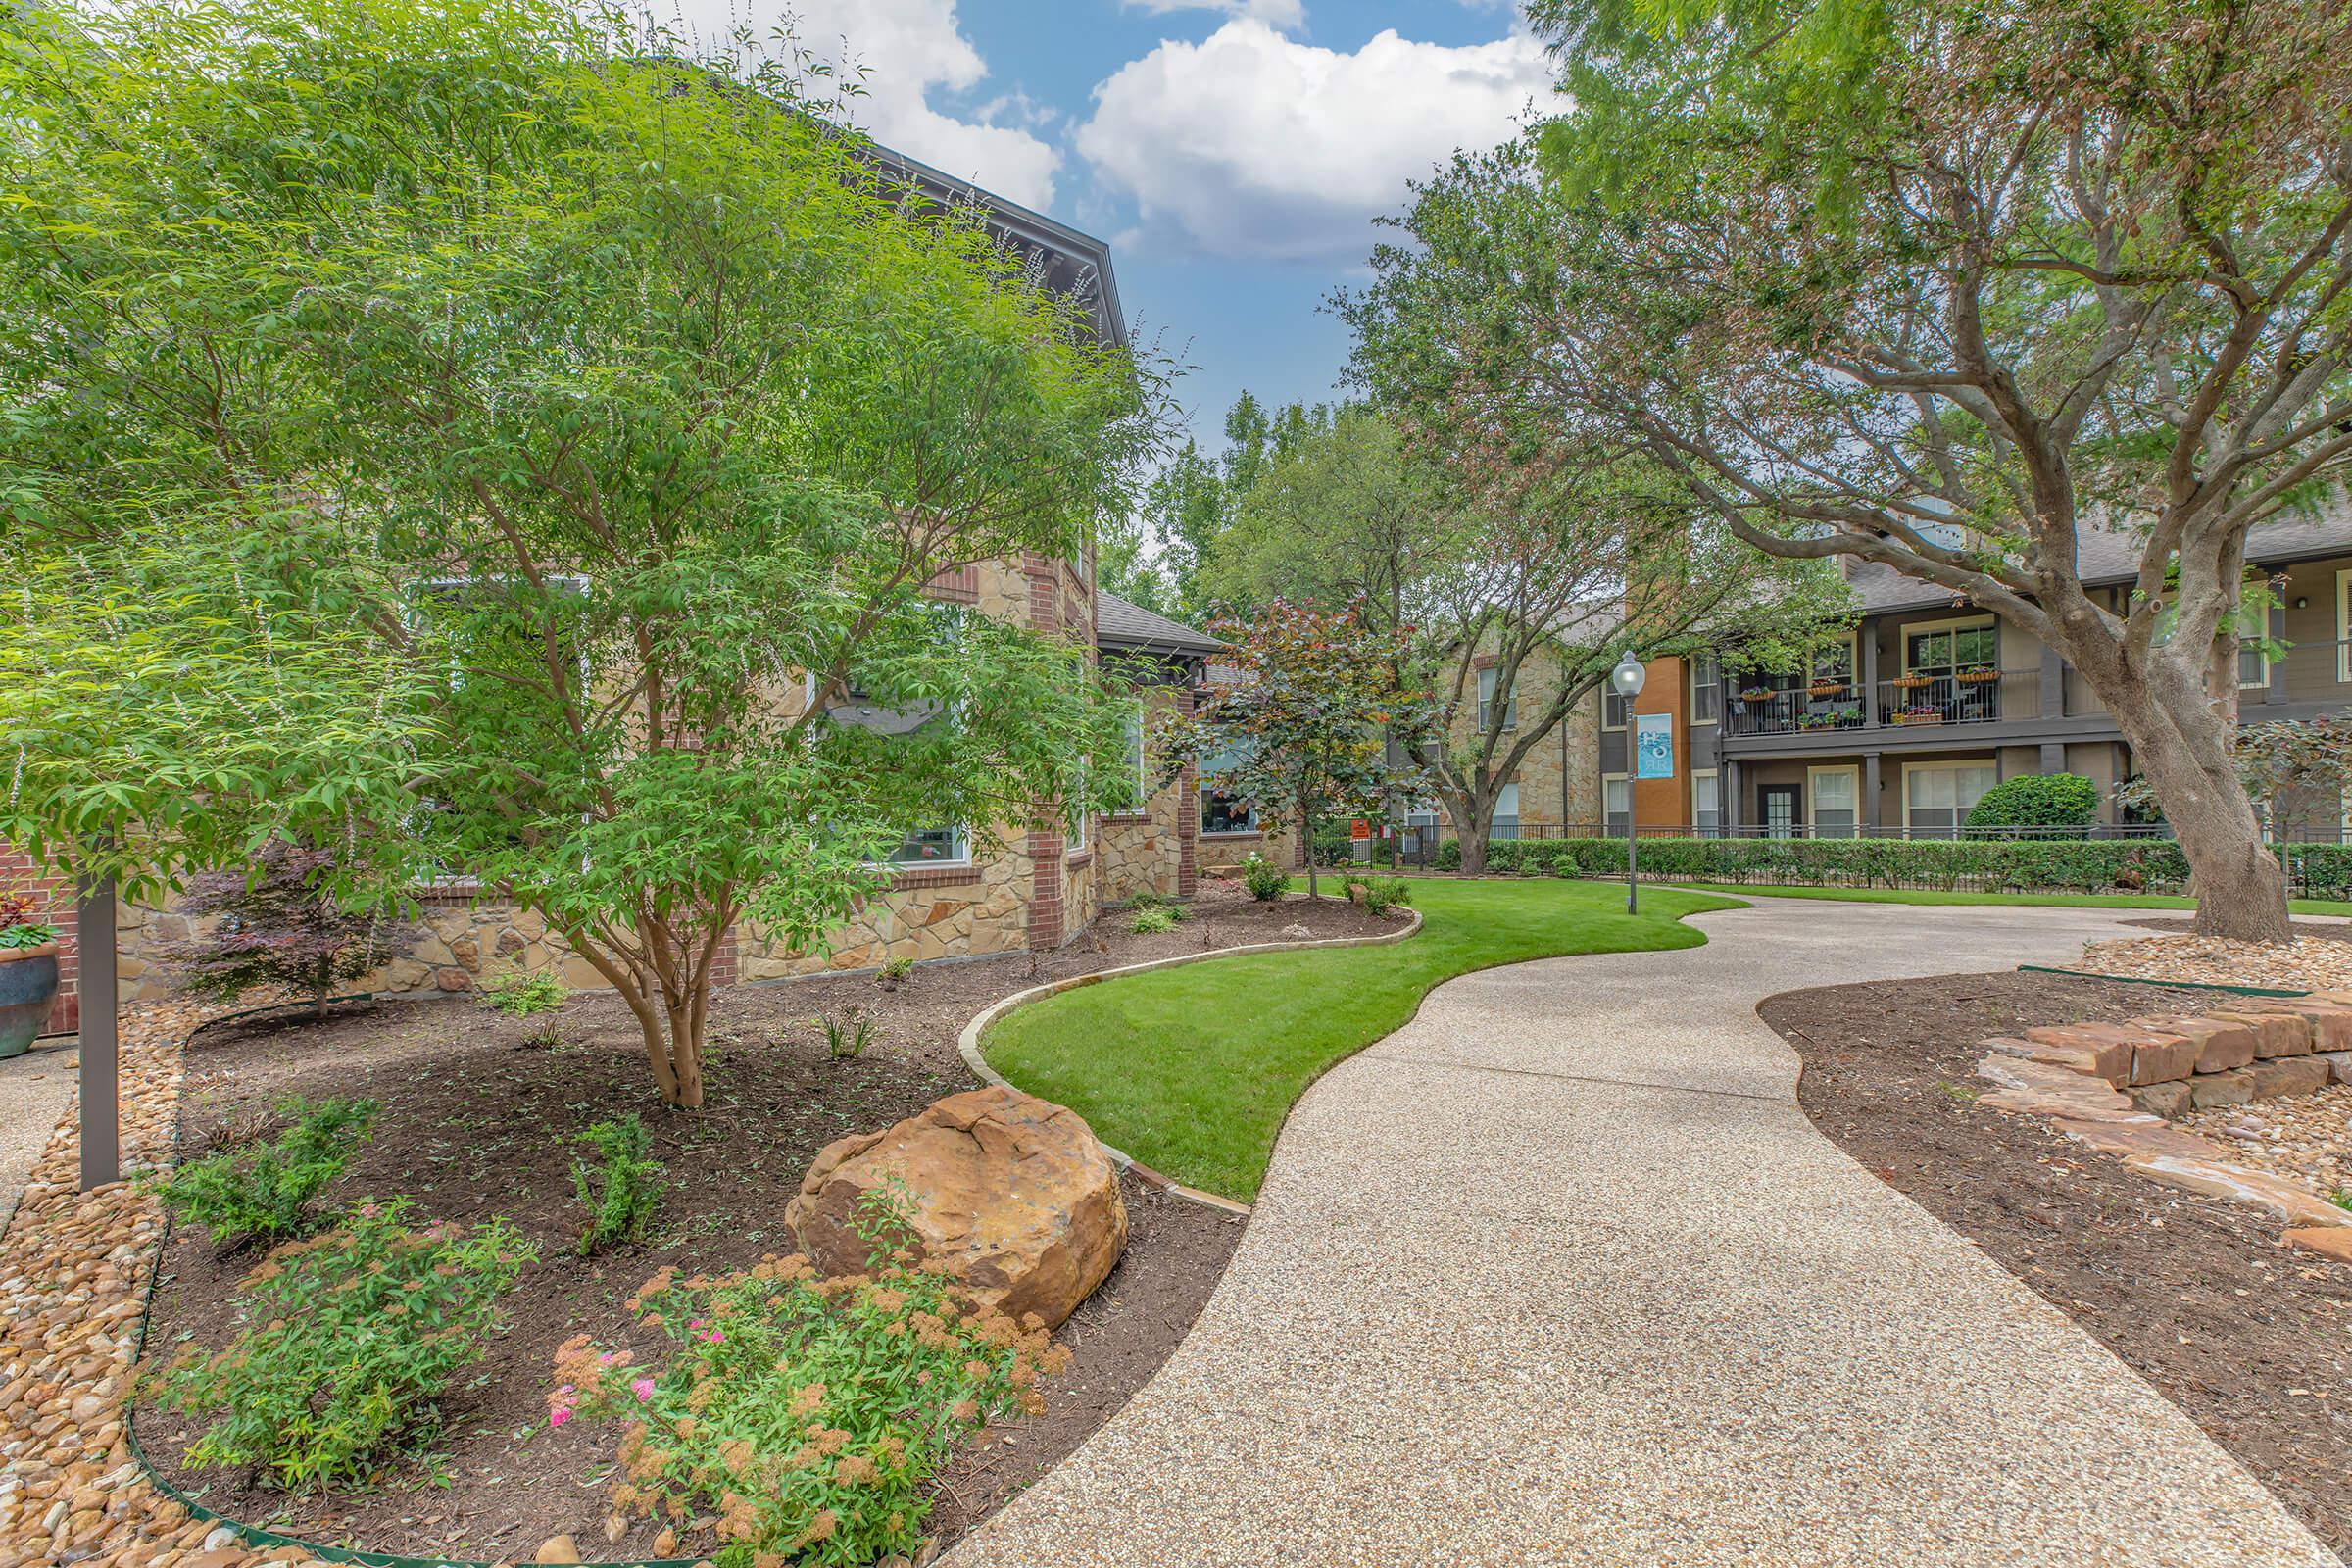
0, 1038, 74, 1229
953, 898, 2340, 1567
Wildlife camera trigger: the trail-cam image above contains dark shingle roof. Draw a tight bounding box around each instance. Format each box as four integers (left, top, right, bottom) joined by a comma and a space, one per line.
1096, 590, 1223, 656
1844, 499, 2352, 614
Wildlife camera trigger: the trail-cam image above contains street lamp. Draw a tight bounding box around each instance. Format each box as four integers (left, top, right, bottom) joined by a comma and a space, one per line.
1611, 650, 1646, 914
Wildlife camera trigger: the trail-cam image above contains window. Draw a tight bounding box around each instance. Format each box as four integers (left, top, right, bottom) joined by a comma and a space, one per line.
1904, 762, 1997, 838
1200, 740, 1256, 833
1813, 635, 1857, 687
2238, 597, 2283, 689
1808, 766, 1859, 840
1603, 774, 1629, 836
885, 825, 968, 866
2339, 568, 2352, 683
1692, 769, 1721, 835
1492, 782, 1521, 840
1905, 620, 1997, 675
1069, 757, 1089, 855
1602, 685, 1630, 731
1477, 666, 1516, 731
1124, 700, 1150, 810
1690, 656, 1721, 726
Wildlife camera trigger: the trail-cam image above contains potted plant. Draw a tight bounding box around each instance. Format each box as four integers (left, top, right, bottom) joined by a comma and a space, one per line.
1740, 687, 1776, 703
1901, 705, 1942, 725
1807, 679, 1846, 698
1956, 663, 1999, 685
0, 892, 62, 1060
1891, 672, 1934, 691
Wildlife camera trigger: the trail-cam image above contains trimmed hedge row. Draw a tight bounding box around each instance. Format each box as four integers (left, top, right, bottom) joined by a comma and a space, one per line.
1432, 835, 2352, 900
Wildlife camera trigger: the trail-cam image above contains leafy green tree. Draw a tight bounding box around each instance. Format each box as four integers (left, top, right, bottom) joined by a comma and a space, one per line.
0, 0, 1154, 1104
1340, 154, 1850, 872
1514, 0, 2352, 940
1159, 598, 1433, 898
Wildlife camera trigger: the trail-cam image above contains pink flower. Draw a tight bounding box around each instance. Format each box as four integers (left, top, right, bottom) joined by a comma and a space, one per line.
598, 1351, 621, 1366
703, 1330, 725, 1345
631, 1379, 656, 1401
550, 1407, 572, 1429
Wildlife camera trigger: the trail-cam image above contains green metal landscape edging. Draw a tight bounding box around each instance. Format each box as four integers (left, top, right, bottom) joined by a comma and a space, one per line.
123, 1003, 706, 1568
2016, 963, 2311, 998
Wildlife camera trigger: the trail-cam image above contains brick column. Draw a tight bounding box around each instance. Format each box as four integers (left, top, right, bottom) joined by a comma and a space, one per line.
1026, 830, 1066, 950
1175, 685, 1199, 898
0, 841, 78, 1035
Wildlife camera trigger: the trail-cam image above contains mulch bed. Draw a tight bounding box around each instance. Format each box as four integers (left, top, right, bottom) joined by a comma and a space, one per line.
1762, 971, 2352, 1562
130, 884, 1354, 1563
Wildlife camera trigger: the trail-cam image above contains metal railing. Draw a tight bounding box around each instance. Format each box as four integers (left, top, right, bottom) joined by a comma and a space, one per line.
1524, 821, 2189, 842
1722, 669, 2040, 736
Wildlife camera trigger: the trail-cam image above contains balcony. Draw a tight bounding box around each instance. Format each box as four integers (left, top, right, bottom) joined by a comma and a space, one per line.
1723, 668, 2039, 737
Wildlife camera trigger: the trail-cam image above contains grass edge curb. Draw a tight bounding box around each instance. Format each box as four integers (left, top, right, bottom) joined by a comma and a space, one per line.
957, 906, 1427, 1218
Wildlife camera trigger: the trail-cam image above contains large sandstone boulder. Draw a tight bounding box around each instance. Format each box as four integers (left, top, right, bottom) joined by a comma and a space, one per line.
784, 1085, 1127, 1329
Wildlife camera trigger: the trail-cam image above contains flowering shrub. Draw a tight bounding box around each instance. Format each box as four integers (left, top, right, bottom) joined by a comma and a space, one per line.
572, 1113, 664, 1255
145, 1096, 378, 1246
557, 1192, 1062, 1566
153, 1199, 533, 1490
1240, 853, 1287, 902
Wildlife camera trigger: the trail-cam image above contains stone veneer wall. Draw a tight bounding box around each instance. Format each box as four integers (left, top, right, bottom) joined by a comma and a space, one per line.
112, 555, 1207, 1002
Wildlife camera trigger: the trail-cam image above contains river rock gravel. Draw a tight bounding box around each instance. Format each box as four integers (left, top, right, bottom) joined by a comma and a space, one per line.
2178, 1083, 2352, 1204
2072, 933, 2352, 991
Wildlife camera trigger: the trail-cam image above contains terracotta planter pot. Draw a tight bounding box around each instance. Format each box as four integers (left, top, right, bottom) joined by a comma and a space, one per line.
0, 943, 61, 1060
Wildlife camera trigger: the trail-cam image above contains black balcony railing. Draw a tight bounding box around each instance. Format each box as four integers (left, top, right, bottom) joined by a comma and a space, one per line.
1721, 668, 2042, 736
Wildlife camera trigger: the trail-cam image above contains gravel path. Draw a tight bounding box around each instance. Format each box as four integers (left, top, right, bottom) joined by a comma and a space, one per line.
952, 897, 2340, 1568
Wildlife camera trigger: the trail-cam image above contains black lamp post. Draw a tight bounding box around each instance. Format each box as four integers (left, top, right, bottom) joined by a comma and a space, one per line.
1611, 650, 1645, 914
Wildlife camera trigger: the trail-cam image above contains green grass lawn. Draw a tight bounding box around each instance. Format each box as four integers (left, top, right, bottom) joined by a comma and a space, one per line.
980, 878, 1742, 1202
1656, 881, 2352, 917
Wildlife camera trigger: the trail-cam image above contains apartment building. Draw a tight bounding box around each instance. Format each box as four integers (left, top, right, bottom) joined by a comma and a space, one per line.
1596, 510, 2352, 839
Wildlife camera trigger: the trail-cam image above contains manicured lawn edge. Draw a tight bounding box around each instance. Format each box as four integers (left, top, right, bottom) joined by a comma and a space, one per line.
1659, 881, 2352, 917
978, 881, 1743, 1203
958, 908, 1426, 1215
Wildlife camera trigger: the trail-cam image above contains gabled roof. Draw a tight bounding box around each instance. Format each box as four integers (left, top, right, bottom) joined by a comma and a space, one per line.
1843, 498, 2352, 614
1096, 590, 1223, 656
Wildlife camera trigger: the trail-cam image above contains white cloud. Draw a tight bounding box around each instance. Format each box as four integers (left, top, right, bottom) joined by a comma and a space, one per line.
1123, 0, 1308, 29
648, 0, 1061, 209
1076, 20, 1551, 263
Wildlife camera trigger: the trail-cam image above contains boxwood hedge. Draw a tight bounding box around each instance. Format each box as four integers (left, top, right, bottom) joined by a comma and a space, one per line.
1432, 836, 2352, 900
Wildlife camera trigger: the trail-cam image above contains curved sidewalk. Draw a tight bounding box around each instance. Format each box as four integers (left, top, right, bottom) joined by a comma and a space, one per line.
950, 898, 2339, 1567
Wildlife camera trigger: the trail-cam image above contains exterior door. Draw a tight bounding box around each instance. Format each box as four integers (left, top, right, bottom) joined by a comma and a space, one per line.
1761, 783, 1800, 840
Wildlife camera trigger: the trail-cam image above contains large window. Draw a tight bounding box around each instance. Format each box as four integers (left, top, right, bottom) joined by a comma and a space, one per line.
886, 826, 968, 866
1603, 774, 1629, 835
1808, 766, 1859, 839
1492, 781, 1521, 840
1692, 769, 1721, 835
1690, 656, 1721, 726
1200, 740, 1256, 834
1121, 699, 1149, 811
1477, 666, 1516, 731
1905, 620, 1997, 676
1905, 762, 1997, 837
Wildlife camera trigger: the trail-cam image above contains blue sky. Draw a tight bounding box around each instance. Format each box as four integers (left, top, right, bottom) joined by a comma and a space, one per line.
662, 2, 1555, 452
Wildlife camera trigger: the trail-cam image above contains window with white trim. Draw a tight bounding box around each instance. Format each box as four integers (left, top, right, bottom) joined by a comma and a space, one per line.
1477, 666, 1516, 731
885, 825, 968, 866
1808, 766, 1858, 840
1692, 769, 1721, 835
1905, 762, 1996, 838
1491, 781, 1521, 840
1603, 773, 1629, 836
1690, 656, 1721, 726
1200, 739, 1256, 833
1123, 699, 1149, 811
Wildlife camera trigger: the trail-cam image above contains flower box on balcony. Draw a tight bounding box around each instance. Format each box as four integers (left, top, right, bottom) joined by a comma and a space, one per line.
1956, 666, 1999, 685
1740, 688, 1775, 703
1890, 708, 1942, 726
1807, 681, 1847, 698
1891, 674, 1935, 691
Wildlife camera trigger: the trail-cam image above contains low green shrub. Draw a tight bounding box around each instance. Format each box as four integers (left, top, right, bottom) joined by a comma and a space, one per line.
1965, 773, 2099, 831
556, 1188, 1055, 1567
1433, 839, 1463, 871
821, 1008, 874, 1060
481, 965, 566, 1017
1130, 905, 1179, 934
153, 1199, 533, 1490
573, 1114, 664, 1255
876, 955, 915, 986
1240, 853, 1288, 902
1357, 875, 1409, 915
1428, 834, 2352, 900
145, 1097, 378, 1247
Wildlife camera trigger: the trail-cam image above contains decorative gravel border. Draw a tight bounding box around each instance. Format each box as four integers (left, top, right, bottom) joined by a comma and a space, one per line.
958, 906, 1425, 1217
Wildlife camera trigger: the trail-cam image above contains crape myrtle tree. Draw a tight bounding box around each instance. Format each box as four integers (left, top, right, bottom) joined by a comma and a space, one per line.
0, 0, 1155, 1106
1508, 0, 2352, 940
1337, 216, 1847, 873
1158, 598, 1435, 898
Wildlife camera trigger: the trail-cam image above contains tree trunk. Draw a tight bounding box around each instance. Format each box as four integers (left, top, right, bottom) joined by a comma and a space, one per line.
660, 990, 706, 1109
1300, 799, 1319, 898
2068, 636, 2291, 943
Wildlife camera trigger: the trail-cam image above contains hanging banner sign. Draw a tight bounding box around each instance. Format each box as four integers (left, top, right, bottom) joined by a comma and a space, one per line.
1634, 712, 1675, 780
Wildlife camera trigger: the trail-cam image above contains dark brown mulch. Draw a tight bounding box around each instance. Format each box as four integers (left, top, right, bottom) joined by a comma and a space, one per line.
131, 884, 1342, 1563
1762, 971, 2352, 1563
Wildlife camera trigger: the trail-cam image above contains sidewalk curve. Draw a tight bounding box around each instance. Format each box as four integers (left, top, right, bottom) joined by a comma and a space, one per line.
949, 897, 2339, 1568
